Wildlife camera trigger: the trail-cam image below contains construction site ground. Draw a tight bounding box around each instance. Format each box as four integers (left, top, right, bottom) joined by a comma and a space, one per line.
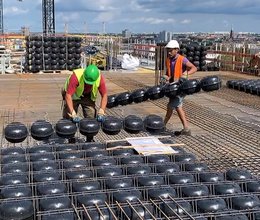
0, 68, 259, 175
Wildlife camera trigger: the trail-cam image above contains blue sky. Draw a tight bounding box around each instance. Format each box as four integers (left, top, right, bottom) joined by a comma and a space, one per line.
3, 0, 260, 33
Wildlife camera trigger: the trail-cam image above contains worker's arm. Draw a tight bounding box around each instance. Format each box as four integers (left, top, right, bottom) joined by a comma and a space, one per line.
65, 93, 75, 116
99, 92, 108, 112
184, 61, 197, 76
96, 92, 107, 122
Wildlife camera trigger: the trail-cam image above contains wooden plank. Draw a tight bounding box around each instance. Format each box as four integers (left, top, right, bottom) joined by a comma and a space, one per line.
105, 135, 171, 144
106, 143, 185, 151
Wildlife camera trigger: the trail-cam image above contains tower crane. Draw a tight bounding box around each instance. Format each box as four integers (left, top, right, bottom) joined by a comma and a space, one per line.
0, 0, 55, 34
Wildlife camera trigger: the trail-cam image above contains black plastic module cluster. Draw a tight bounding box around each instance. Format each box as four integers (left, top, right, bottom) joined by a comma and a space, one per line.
1, 139, 260, 220
24, 35, 82, 73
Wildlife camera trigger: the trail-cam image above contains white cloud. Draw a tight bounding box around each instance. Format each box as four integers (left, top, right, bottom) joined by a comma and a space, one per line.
181, 19, 191, 24
4, 7, 28, 15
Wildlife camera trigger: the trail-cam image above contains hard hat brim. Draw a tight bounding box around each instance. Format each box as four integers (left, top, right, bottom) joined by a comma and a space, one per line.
84, 78, 95, 85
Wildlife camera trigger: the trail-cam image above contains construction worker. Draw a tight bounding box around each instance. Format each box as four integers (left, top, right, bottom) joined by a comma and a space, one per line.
62, 64, 107, 123
163, 40, 197, 136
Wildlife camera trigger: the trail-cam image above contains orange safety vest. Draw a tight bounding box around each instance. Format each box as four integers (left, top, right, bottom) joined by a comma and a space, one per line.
166, 55, 184, 81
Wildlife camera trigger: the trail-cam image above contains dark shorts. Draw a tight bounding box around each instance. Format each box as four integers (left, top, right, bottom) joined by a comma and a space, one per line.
167, 95, 185, 109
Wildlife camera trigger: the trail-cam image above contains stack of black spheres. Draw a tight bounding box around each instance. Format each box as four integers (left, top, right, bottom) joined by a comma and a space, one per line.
107, 75, 222, 109
179, 43, 208, 71
24, 36, 82, 73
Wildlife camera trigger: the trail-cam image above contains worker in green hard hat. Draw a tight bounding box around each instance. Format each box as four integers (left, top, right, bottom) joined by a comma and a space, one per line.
62, 64, 107, 123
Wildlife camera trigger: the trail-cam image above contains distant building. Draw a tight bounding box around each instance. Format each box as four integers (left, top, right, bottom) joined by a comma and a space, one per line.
122, 29, 131, 38
21, 26, 30, 36
157, 31, 173, 42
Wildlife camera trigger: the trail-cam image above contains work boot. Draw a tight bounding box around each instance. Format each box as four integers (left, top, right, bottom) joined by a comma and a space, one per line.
174, 128, 191, 136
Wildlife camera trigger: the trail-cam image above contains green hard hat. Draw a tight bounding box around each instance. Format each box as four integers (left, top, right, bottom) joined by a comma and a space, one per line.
83, 64, 100, 85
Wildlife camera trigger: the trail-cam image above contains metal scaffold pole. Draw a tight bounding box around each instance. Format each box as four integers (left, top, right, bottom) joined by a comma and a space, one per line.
0, 0, 3, 34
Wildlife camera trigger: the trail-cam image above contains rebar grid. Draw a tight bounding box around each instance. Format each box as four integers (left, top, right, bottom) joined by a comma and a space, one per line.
35, 193, 260, 220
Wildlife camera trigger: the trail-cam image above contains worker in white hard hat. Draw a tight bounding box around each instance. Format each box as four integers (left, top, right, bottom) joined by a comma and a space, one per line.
163, 40, 197, 136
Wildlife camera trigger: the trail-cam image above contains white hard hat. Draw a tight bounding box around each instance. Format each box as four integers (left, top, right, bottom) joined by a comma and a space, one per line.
165, 40, 180, 49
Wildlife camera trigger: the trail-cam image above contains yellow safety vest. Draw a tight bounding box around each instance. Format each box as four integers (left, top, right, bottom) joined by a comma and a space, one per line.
64, 68, 101, 101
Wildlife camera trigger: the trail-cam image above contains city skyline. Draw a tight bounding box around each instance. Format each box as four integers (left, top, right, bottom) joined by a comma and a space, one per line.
3, 0, 260, 34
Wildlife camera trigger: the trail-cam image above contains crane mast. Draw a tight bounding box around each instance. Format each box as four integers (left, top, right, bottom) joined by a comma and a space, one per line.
42, 0, 55, 35
0, 0, 3, 34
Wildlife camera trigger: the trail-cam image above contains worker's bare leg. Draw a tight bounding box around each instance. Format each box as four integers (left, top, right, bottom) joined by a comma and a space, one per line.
164, 108, 173, 125
176, 106, 189, 129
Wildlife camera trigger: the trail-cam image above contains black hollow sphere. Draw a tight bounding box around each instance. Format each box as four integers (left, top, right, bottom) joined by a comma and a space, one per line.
52, 47, 60, 54
124, 115, 144, 134
44, 41, 51, 47
180, 79, 201, 95
34, 53, 42, 60
0, 186, 32, 199
30, 120, 54, 141
200, 75, 222, 92
197, 198, 227, 213
130, 88, 148, 103
60, 47, 66, 53
1, 155, 27, 164
4, 122, 28, 143
1, 147, 25, 156
79, 118, 100, 137
77, 193, 107, 206
107, 94, 118, 108
0, 200, 34, 220
0, 174, 28, 186
51, 53, 58, 60
164, 83, 180, 98
106, 178, 133, 189
40, 196, 71, 211
51, 41, 58, 48
226, 168, 252, 181
59, 41, 66, 48
102, 116, 123, 135
44, 47, 51, 53
72, 181, 101, 192
37, 182, 67, 195
116, 92, 133, 106
63, 160, 88, 169
144, 114, 165, 132
113, 190, 142, 203
145, 85, 164, 100
55, 119, 77, 139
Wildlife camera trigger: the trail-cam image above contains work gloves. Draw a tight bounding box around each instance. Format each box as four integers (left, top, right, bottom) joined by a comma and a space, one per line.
96, 108, 105, 122
68, 110, 81, 123
68, 109, 106, 123
160, 75, 170, 84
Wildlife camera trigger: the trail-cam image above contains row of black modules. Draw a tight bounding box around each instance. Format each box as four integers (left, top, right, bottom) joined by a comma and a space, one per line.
107, 75, 222, 108
227, 79, 260, 96
4, 114, 166, 143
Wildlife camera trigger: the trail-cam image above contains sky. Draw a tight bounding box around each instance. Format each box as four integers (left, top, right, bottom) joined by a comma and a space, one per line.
3, 0, 260, 34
